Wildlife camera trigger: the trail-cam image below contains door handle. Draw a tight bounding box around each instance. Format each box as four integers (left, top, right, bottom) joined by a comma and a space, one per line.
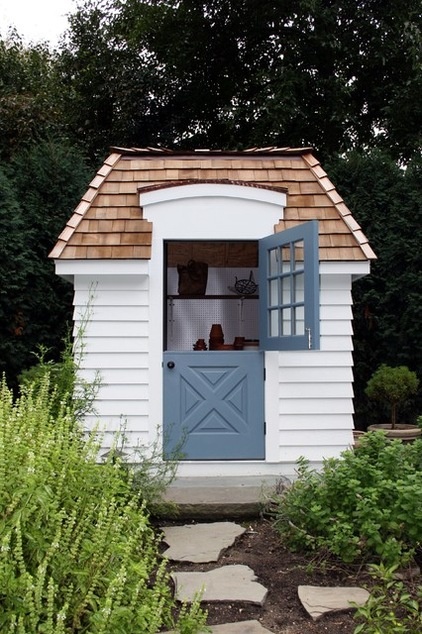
167, 361, 175, 369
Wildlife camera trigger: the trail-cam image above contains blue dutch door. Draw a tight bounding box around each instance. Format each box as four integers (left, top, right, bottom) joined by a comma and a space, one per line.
163, 221, 319, 460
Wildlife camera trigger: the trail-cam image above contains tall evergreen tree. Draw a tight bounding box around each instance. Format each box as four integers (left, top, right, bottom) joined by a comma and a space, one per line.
0, 139, 90, 387
328, 151, 422, 425
0, 168, 34, 383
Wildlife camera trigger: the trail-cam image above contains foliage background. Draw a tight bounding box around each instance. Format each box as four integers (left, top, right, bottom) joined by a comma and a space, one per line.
0, 0, 421, 419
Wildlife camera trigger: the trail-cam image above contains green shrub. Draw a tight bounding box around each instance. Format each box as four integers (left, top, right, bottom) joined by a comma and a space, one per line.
353, 563, 422, 633
18, 323, 100, 424
19, 318, 182, 515
271, 431, 422, 566
0, 376, 207, 633
365, 364, 419, 427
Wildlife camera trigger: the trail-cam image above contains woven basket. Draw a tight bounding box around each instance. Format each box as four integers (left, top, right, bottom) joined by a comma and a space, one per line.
234, 270, 258, 295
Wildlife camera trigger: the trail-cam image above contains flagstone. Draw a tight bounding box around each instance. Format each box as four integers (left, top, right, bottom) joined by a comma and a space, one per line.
298, 585, 370, 620
172, 565, 268, 605
161, 521, 246, 563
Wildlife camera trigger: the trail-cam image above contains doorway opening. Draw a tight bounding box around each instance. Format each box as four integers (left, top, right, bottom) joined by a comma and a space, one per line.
164, 240, 260, 351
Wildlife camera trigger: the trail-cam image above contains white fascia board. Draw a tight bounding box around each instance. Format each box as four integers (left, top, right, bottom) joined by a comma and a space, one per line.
319, 261, 371, 280
140, 182, 286, 208
54, 259, 150, 282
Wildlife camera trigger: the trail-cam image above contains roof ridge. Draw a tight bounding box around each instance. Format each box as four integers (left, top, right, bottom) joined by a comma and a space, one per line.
109, 146, 314, 156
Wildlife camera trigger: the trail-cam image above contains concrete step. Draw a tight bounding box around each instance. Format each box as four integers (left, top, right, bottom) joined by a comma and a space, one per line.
160, 475, 290, 519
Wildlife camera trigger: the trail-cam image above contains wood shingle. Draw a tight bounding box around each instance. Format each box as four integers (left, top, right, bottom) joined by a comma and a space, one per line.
49, 147, 376, 261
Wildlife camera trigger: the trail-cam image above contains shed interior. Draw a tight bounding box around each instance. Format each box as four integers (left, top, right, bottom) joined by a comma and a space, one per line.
165, 240, 260, 350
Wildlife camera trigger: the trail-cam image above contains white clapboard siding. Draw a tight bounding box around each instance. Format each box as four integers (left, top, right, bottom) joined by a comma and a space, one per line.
279, 443, 353, 463
76, 291, 148, 306
277, 350, 353, 366
279, 429, 354, 446
96, 431, 150, 454
74, 275, 149, 292
78, 367, 149, 385
280, 383, 353, 398
73, 275, 150, 448
320, 305, 352, 320
92, 399, 150, 417
320, 320, 353, 335
320, 288, 352, 304
81, 337, 149, 353
84, 414, 149, 434
271, 272, 355, 469
97, 384, 151, 400
279, 398, 354, 415
80, 353, 149, 369
81, 321, 146, 337
278, 366, 353, 383
75, 305, 149, 322
320, 335, 353, 350
278, 414, 353, 429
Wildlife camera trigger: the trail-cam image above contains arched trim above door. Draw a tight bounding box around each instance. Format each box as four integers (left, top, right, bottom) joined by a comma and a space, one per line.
141, 182, 286, 241
139, 181, 287, 209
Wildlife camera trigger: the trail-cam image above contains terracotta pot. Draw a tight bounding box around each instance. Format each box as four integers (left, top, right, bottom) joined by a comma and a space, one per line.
209, 324, 224, 350
193, 338, 207, 350
209, 324, 224, 338
367, 423, 422, 443
233, 336, 245, 350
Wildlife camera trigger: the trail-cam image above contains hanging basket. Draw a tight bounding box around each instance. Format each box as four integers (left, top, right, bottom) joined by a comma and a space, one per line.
234, 270, 258, 295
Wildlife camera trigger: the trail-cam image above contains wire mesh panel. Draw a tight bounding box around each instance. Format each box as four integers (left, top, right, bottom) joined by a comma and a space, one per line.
166, 267, 259, 350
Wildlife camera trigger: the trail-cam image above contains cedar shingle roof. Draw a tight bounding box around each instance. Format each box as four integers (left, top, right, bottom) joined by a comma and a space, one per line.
49, 147, 376, 261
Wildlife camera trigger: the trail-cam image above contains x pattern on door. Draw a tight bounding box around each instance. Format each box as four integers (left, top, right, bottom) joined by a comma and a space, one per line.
163, 352, 264, 460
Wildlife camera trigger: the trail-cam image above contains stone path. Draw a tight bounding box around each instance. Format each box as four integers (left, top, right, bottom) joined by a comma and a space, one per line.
161, 521, 369, 633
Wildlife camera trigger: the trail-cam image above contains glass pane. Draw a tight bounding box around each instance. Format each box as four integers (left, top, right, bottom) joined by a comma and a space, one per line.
281, 308, 291, 335
293, 273, 305, 303
281, 276, 291, 306
269, 248, 278, 276
269, 278, 279, 306
269, 308, 279, 336
293, 240, 305, 270
294, 305, 305, 335
281, 245, 291, 273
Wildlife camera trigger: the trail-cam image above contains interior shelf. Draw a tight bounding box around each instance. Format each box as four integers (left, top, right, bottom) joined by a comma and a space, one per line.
168, 294, 258, 300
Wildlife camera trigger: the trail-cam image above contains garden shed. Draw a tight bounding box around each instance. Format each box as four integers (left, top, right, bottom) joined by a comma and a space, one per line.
50, 147, 376, 478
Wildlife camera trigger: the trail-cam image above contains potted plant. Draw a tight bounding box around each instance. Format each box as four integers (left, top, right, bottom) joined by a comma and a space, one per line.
365, 364, 420, 441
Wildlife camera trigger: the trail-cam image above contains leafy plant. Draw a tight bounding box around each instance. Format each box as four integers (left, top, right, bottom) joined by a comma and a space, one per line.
18, 336, 100, 424
365, 364, 419, 428
0, 375, 206, 632
115, 424, 184, 517
353, 563, 422, 633
271, 432, 422, 566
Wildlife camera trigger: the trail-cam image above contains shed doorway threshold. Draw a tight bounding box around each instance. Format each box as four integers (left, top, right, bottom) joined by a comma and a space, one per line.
161, 475, 290, 519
